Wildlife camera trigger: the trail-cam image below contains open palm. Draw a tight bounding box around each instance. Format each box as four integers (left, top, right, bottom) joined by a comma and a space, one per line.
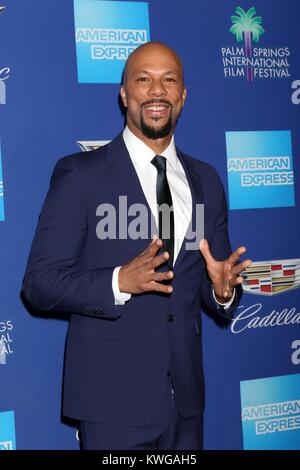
200, 239, 252, 302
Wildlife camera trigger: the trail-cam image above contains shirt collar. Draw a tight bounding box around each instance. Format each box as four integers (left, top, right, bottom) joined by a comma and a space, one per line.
123, 125, 179, 171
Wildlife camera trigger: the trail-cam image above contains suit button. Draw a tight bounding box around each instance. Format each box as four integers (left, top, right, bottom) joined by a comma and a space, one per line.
168, 314, 176, 322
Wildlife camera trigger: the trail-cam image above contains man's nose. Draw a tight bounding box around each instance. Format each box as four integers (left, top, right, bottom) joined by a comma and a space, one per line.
148, 79, 167, 96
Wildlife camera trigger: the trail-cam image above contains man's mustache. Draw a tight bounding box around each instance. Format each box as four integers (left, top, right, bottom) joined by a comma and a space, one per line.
141, 99, 172, 108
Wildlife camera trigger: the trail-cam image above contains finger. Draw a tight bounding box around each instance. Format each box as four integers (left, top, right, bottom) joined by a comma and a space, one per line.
150, 251, 170, 269
141, 237, 163, 261
151, 281, 173, 294
229, 276, 244, 287
227, 246, 247, 265
231, 259, 252, 275
138, 237, 156, 257
150, 270, 174, 282
199, 239, 216, 265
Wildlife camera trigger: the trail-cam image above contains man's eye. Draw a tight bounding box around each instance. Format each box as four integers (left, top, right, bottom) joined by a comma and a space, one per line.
164, 77, 176, 82
137, 77, 149, 82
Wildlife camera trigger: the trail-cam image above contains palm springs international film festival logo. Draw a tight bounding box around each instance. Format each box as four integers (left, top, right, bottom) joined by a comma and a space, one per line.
242, 259, 300, 296
0, 320, 14, 365
226, 130, 295, 210
240, 374, 300, 449
74, 0, 150, 83
222, 6, 291, 82
0, 6, 10, 105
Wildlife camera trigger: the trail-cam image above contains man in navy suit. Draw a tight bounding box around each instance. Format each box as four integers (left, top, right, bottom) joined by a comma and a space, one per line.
22, 42, 251, 450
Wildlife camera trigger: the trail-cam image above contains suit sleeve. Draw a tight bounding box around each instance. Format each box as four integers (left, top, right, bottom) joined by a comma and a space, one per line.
22, 156, 122, 320
200, 172, 242, 317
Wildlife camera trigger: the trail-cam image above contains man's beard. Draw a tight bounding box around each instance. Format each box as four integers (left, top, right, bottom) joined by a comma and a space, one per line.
140, 108, 173, 139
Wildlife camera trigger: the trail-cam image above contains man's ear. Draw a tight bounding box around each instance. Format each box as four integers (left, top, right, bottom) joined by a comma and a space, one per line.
120, 86, 127, 108
182, 86, 187, 107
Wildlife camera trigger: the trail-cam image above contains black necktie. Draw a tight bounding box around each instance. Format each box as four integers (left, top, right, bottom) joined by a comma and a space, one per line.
151, 155, 174, 269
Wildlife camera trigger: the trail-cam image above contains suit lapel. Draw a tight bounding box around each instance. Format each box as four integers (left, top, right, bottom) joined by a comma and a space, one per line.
173, 149, 204, 271
102, 134, 203, 270
104, 133, 158, 245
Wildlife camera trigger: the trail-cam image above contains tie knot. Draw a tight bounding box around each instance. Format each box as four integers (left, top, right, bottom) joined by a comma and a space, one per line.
151, 155, 167, 172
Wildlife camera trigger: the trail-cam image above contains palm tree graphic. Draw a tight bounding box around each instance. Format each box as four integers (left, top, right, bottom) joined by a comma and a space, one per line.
229, 6, 265, 82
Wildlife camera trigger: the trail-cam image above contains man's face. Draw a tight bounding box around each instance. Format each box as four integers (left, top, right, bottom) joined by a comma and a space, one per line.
120, 44, 187, 140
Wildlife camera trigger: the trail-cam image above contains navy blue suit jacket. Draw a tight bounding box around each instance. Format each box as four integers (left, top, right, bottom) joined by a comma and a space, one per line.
22, 132, 241, 425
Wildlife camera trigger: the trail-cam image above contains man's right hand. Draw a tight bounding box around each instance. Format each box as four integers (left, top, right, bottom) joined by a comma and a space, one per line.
118, 236, 174, 295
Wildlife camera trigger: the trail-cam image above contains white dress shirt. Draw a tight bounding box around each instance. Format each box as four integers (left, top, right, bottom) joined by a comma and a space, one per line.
112, 126, 235, 309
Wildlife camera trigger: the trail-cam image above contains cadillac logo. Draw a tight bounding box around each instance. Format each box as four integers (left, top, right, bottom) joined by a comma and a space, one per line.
77, 140, 110, 152
242, 259, 300, 295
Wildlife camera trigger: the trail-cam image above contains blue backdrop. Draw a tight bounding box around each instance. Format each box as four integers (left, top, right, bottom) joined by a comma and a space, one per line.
0, 0, 299, 450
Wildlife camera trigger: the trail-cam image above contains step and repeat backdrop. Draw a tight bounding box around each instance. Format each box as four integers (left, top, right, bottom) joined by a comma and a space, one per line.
0, 0, 300, 450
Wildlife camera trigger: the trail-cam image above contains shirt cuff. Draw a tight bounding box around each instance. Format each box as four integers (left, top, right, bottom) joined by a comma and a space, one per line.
212, 288, 236, 310
112, 266, 131, 305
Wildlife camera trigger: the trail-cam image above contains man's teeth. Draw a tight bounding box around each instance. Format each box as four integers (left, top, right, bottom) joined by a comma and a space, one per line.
145, 106, 167, 111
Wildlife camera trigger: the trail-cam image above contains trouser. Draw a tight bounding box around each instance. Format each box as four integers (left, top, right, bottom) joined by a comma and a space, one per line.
80, 372, 203, 450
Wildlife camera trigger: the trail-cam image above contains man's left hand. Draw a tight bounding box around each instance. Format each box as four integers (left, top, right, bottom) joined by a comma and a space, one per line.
199, 239, 252, 303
